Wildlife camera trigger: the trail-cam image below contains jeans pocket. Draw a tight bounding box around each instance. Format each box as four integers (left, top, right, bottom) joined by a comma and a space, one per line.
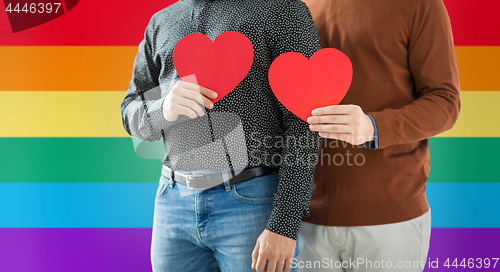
156, 175, 169, 199
231, 173, 279, 203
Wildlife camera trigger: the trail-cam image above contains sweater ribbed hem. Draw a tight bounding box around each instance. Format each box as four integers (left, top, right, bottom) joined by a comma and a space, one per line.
303, 192, 429, 226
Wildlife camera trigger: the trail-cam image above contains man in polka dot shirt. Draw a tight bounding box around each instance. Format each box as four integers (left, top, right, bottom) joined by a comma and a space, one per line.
120, 0, 323, 271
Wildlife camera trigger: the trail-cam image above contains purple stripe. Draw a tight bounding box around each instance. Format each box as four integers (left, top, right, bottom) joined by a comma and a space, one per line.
425, 228, 500, 271
0, 228, 152, 272
0, 228, 498, 272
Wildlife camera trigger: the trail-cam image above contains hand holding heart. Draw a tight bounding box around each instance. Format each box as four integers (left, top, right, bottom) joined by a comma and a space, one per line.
173, 32, 254, 104
162, 81, 218, 122
308, 105, 375, 145
167, 32, 251, 122
268, 48, 352, 122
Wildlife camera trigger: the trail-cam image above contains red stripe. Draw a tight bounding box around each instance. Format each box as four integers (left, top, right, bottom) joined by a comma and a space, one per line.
0, 0, 178, 45
0, 0, 498, 45
443, 0, 500, 46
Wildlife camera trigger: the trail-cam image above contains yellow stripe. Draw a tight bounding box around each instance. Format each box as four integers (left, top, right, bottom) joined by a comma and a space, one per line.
436, 91, 500, 137
0, 91, 129, 137
0, 91, 498, 137
0, 46, 499, 91
455, 46, 500, 91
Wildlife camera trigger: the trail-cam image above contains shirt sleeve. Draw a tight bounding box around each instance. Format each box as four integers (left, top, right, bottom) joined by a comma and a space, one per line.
120, 16, 170, 142
364, 114, 379, 150
367, 0, 461, 149
264, 0, 323, 240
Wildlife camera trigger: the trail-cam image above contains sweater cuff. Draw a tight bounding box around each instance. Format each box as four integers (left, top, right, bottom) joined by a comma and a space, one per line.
364, 114, 379, 150
265, 203, 305, 240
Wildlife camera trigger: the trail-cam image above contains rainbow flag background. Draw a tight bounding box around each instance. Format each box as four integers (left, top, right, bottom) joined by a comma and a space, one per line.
0, 0, 499, 271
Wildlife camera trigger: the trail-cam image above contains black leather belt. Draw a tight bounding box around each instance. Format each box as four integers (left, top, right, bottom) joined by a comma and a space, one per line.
161, 165, 278, 190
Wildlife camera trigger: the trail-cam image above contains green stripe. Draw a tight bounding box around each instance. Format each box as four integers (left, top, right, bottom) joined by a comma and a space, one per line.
0, 138, 162, 183
0, 137, 498, 183
429, 137, 499, 182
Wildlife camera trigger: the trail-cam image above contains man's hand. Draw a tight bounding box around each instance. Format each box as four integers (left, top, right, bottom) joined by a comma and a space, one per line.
308, 105, 375, 145
251, 230, 296, 272
162, 81, 218, 122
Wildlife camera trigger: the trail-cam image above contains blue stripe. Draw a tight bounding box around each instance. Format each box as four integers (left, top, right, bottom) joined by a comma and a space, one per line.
0, 183, 157, 228
0, 182, 498, 228
427, 183, 500, 228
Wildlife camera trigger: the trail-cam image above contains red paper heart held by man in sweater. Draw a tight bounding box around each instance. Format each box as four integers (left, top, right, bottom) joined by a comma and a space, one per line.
269, 48, 353, 122
173, 32, 254, 104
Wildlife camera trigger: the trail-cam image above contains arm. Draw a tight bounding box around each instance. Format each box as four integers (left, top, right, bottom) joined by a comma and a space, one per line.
308, 0, 460, 149
121, 19, 218, 142
120, 17, 167, 142
252, 1, 322, 272
265, 0, 322, 240
365, 0, 460, 149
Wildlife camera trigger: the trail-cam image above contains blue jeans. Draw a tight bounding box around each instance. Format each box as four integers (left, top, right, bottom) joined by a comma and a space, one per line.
151, 173, 299, 272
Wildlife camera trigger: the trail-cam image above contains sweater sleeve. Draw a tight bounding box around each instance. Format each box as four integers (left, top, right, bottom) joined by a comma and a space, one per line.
367, 0, 460, 149
120, 16, 170, 142
264, 0, 323, 240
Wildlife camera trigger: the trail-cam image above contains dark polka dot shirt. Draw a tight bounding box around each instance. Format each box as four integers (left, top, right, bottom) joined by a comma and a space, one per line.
121, 0, 322, 240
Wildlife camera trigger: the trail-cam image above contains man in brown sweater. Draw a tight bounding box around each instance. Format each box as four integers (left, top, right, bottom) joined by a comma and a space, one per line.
295, 0, 460, 271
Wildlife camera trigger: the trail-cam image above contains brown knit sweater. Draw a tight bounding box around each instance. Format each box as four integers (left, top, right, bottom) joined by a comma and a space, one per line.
301, 0, 460, 226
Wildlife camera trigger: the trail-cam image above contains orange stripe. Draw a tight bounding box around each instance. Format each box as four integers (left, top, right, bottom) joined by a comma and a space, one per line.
0, 46, 137, 91
0, 46, 498, 91
456, 46, 500, 91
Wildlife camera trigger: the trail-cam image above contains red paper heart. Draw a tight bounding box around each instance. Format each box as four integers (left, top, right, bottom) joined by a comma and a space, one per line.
173, 32, 254, 104
268, 48, 353, 122
4, 0, 79, 33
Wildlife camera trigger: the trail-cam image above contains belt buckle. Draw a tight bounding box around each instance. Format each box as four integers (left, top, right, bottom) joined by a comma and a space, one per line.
176, 171, 207, 189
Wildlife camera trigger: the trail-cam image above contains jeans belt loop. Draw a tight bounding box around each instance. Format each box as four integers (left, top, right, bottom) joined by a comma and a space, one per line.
222, 170, 231, 192
169, 168, 176, 188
